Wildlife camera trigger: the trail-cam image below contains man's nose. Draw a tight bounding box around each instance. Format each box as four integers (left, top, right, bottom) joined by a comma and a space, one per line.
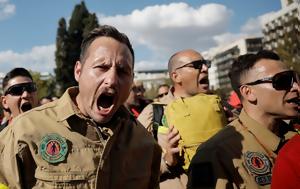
21, 90, 31, 98
201, 63, 209, 73
291, 80, 300, 93
104, 68, 118, 86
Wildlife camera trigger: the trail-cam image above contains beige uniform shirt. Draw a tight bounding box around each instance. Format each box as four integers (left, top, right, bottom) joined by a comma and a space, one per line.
187, 109, 296, 189
138, 89, 188, 189
0, 87, 161, 189
138, 91, 174, 134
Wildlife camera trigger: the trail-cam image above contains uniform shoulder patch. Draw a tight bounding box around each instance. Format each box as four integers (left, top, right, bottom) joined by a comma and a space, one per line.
243, 151, 272, 186
40, 133, 68, 163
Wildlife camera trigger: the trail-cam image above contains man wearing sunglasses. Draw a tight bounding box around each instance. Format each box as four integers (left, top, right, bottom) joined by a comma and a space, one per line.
0, 67, 38, 131
138, 49, 215, 189
154, 84, 169, 102
188, 50, 300, 189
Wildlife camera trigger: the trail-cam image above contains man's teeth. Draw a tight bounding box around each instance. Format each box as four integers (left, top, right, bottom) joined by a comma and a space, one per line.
99, 106, 106, 110
287, 98, 300, 105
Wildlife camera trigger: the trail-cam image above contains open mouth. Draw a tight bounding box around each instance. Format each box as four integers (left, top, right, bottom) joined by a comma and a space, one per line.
20, 102, 32, 112
286, 97, 300, 106
200, 76, 209, 85
97, 92, 115, 111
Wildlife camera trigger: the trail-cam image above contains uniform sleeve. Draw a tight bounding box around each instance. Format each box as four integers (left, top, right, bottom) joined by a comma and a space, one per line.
0, 127, 21, 188
187, 145, 237, 189
0, 127, 23, 189
137, 104, 154, 133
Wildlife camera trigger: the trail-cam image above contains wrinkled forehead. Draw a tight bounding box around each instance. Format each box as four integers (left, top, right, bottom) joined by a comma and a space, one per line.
92, 37, 133, 61
5, 76, 33, 90
241, 59, 289, 82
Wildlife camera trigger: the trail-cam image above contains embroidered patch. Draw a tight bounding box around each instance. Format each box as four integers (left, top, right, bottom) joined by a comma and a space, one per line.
40, 133, 68, 163
244, 151, 272, 185
255, 174, 272, 186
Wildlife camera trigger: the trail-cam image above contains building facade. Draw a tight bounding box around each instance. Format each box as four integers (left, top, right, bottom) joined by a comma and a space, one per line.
208, 37, 263, 93
134, 69, 169, 89
262, 0, 300, 56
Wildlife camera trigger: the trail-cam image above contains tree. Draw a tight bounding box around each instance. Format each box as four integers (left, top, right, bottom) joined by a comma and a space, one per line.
31, 71, 57, 100
54, 1, 99, 95
83, 13, 99, 38
54, 18, 69, 95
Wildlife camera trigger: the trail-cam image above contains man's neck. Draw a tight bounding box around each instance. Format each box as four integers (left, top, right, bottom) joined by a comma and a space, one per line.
245, 108, 280, 135
173, 88, 190, 99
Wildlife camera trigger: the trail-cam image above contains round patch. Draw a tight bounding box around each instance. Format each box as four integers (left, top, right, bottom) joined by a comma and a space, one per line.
40, 133, 68, 163
244, 151, 271, 176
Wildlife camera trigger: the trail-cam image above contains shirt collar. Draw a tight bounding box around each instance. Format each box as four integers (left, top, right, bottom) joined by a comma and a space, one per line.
55, 87, 133, 133
56, 87, 83, 122
239, 109, 283, 152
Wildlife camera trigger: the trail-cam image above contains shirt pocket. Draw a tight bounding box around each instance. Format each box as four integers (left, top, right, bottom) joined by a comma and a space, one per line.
34, 167, 95, 189
34, 146, 100, 189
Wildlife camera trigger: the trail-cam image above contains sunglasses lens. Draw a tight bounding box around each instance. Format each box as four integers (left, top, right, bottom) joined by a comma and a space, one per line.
9, 86, 24, 96
206, 60, 211, 68
273, 71, 294, 90
193, 60, 211, 69
6, 83, 36, 96
27, 83, 36, 93
194, 62, 202, 69
157, 92, 168, 98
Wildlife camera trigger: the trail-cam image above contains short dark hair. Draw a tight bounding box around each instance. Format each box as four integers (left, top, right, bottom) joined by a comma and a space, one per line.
80, 25, 135, 66
229, 50, 281, 98
2, 67, 33, 90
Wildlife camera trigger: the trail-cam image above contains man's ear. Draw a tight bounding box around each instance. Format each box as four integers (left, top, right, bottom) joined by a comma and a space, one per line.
1, 95, 9, 111
74, 61, 82, 82
171, 71, 181, 84
240, 85, 256, 102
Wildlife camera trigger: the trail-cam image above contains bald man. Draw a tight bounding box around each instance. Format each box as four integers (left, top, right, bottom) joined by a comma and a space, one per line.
138, 49, 211, 189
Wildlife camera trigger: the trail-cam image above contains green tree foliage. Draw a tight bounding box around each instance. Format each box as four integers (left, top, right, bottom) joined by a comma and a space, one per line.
83, 13, 99, 38
31, 71, 57, 100
54, 18, 69, 95
54, 1, 99, 95
276, 17, 300, 73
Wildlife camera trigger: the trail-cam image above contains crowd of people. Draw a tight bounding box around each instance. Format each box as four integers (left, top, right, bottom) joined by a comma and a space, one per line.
0, 25, 299, 189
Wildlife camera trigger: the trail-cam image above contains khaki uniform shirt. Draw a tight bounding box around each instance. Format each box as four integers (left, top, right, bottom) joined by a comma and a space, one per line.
0, 87, 161, 189
138, 90, 174, 134
187, 109, 296, 189
138, 88, 188, 189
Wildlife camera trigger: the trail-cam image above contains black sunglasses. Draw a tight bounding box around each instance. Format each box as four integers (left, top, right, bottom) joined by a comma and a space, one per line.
4, 82, 37, 96
241, 70, 299, 90
157, 92, 168, 98
175, 59, 211, 70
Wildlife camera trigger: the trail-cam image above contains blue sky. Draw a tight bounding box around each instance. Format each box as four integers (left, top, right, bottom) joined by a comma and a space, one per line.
0, 0, 281, 73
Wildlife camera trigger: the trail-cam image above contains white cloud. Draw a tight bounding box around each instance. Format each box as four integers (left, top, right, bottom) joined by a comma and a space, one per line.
0, 44, 55, 74
98, 2, 233, 64
1, 3, 274, 73
210, 11, 276, 52
0, 0, 15, 21
213, 32, 246, 47
135, 60, 166, 71
241, 11, 276, 35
